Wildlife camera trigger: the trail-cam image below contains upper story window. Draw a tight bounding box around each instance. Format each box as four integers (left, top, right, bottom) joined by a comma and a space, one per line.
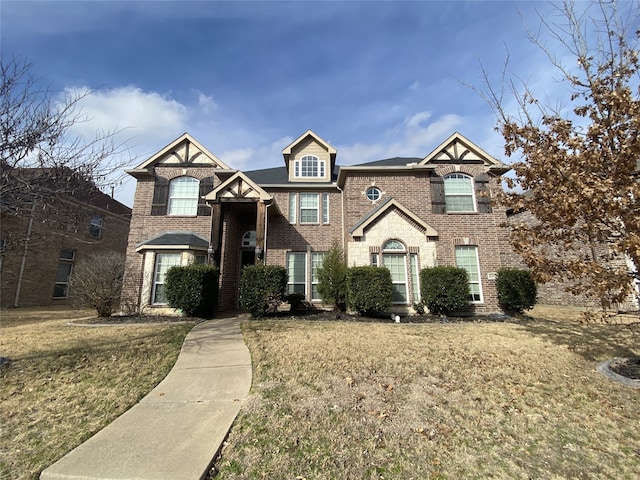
366, 187, 381, 201
444, 173, 476, 212
168, 177, 200, 216
89, 213, 104, 238
294, 155, 325, 178
242, 230, 256, 248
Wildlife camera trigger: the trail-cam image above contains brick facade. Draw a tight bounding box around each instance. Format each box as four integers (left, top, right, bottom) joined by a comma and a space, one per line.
1, 191, 131, 308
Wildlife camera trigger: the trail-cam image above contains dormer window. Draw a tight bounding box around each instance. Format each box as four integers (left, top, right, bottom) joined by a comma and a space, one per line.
295, 155, 325, 178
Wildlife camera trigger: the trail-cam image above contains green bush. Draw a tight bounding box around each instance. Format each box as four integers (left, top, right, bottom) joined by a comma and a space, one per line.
347, 266, 392, 315
317, 240, 348, 311
239, 264, 287, 317
165, 264, 219, 318
420, 266, 470, 315
496, 267, 537, 313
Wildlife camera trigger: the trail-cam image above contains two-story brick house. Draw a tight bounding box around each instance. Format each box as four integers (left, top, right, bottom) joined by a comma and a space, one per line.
1, 171, 131, 308
122, 130, 513, 315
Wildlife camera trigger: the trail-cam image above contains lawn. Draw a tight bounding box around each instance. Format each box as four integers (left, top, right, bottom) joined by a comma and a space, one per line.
214, 306, 639, 480
0, 307, 195, 480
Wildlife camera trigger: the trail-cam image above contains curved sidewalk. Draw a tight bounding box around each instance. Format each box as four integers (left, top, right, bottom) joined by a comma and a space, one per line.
41, 315, 252, 480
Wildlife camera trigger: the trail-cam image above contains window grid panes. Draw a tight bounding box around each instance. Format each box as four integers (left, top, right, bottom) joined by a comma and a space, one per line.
89, 214, 103, 238
300, 193, 319, 223
366, 187, 381, 201
383, 254, 408, 303
410, 253, 420, 303
288, 193, 297, 223
53, 249, 75, 298
153, 253, 181, 304
455, 246, 483, 302
296, 155, 325, 178
287, 252, 306, 295
322, 193, 329, 224
168, 177, 199, 216
444, 173, 475, 212
311, 252, 326, 301
242, 231, 256, 248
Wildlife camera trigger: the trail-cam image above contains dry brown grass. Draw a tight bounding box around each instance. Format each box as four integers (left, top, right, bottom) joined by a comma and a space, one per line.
215, 309, 639, 480
0, 307, 194, 480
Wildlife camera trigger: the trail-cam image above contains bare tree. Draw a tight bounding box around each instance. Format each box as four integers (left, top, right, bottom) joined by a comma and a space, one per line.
69, 252, 126, 317
478, 0, 640, 316
0, 56, 130, 219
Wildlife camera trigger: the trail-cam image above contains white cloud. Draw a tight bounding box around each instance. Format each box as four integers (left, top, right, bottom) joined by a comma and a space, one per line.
196, 92, 218, 114
409, 80, 420, 91
339, 112, 465, 164
68, 86, 188, 145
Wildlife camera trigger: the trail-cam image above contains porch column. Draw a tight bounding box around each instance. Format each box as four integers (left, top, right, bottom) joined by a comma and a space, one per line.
255, 201, 266, 264
210, 203, 222, 267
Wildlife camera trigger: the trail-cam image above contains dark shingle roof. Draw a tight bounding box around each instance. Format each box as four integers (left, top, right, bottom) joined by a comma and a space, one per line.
353, 157, 422, 167
244, 165, 340, 185
139, 232, 209, 248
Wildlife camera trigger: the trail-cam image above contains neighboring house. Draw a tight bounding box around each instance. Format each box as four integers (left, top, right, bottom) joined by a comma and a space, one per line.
0, 170, 131, 308
122, 130, 516, 315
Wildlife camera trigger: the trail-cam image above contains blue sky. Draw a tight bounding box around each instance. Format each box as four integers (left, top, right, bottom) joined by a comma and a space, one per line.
2, 0, 568, 206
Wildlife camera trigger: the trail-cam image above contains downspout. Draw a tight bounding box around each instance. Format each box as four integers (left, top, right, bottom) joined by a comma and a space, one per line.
14, 202, 36, 307
263, 202, 272, 264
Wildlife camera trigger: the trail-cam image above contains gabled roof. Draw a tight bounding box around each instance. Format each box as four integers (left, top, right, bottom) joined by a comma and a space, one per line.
204, 171, 272, 202
349, 197, 438, 237
420, 132, 509, 173
127, 133, 233, 176
135, 231, 209, 252
282, 129, 337, 159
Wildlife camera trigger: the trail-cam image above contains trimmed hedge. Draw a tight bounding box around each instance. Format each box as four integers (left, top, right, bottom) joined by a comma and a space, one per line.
165, 264, 219, 318
420, 266, 470, 315
239, 264, 287, 317
496, 267, 537, 313
347, 266, 392, 315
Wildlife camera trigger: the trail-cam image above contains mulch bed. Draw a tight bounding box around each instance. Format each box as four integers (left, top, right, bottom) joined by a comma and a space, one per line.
609, 357, 640, 380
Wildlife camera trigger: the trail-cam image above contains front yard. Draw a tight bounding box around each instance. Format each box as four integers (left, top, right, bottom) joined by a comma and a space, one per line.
0, 308, 194, 480
214, 307, 639, 479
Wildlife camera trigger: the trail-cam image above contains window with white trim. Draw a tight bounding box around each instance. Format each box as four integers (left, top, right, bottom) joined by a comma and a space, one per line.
409, 253, 420, 303
444, 173, 476, 212
311, 252, 326, 301
322, 192, 329, 224
381, 240, 408, 303
366, 187, 381, 201
168, 177, 200, 216
455, 245, 483, 302
295, 155, 325, 178
53, 249, 75, 298
152, 253, 181, 304
299, 193, 319, 224
287, 252, 306, 294
288, 193, 297, 223
242, 230, 256, 248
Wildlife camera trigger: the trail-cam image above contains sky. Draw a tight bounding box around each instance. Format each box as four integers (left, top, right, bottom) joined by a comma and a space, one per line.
1, 0, 589, 207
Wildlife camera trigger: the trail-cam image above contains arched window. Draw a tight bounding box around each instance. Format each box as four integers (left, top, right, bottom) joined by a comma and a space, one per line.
366, 187, 381, 201
241, 230, 256, 248
294, 155, 325, 178
382, 240, 408, 303
168, 177, 199, 216
444, 173, 475, 212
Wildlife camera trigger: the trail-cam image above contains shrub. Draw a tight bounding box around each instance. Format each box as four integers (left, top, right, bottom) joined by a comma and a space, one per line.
420, 266, 470, 315
317, 240, 348, 311
347, 266, 392, 315
69, 252, 126, 317
239, 264, 287, 317
165, 264, 219, 318
496, 267, 537, 313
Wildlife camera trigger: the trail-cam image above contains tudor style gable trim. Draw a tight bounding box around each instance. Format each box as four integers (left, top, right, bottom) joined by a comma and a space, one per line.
204, 171, 272, 202
126, 133, 233, 177
350, 197, 438, 238
420, 132, 509, 174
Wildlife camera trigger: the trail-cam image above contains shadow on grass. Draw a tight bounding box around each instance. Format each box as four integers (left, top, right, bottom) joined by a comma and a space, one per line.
512, 315, 638, 362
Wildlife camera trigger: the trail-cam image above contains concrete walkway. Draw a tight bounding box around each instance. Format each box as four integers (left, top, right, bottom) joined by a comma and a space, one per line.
41, 315, 252, 480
